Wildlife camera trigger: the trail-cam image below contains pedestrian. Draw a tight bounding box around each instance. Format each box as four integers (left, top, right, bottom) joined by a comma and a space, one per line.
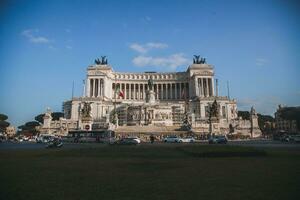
150, 134, 154, 144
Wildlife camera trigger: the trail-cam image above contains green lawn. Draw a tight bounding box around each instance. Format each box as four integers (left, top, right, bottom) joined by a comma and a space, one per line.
0, 144, 299, 200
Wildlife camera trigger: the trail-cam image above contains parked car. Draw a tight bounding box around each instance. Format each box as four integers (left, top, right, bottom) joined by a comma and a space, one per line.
280, 135, 293, 142
163, 135, 180, 143
208, 135, 228, 144
112, 137, 140, 145
42, 136, 54, 143
179, 136, 196, 143
127, 136, 141, 144
46, 138, 63, 148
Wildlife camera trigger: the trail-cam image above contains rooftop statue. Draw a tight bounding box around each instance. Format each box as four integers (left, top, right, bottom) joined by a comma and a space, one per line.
193, 55, 206, 64
94, 56, 108, 65
148, 76, 154, 91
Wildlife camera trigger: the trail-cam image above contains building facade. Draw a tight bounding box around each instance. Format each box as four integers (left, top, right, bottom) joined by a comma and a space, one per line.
43, 56, 261, 137
275, 105, 299, 133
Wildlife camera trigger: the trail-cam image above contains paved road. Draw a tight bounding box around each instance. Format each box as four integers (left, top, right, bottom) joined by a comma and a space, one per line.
1, 140, 300, 150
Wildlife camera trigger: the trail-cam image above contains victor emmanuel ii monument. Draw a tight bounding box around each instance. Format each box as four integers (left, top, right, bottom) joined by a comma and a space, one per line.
41, 55, 261, 137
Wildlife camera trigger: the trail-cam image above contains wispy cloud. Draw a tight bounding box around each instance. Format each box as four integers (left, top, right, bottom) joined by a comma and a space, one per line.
21, 29, 51, 44
140, 16, 151, 23
65, 28, 71, 33
255, 58, 268, 66
66, 45, 72, 50
132, 53, 190, 71
145, 16, 151, 21
129, 42, 168, 54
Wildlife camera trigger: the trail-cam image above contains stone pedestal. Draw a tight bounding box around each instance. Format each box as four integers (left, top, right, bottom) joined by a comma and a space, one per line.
146, 90, 156, 104
81, 117, 93, 131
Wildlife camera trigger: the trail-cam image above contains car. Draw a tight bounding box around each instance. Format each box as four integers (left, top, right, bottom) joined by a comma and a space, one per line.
42, 136, 54, 143
208, 135, 227, 144
112, 137, 140, 145
179, 136, 196, 143
280, 135, 293, 142
163, 135, 181, 143
127, 136, 141, 144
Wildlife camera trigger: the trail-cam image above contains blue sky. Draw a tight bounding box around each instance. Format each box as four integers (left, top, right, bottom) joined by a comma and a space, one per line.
0, 0, 299, 126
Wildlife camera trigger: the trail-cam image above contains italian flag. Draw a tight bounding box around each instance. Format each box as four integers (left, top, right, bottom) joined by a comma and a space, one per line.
116, 85, 124, 98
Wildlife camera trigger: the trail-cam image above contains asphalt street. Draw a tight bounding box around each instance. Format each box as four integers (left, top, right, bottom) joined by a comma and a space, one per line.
1, 140, 300, 150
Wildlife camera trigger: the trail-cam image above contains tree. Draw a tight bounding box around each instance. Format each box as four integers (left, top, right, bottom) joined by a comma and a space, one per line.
238, 111, 250, 120
18, 121, 40, 135
257, 114, 275, 134
35, 114, 44, 124
0, 120, 10, 132
0, 113, 10, 133
0, 114, 8, 121
34, 112, 64, 123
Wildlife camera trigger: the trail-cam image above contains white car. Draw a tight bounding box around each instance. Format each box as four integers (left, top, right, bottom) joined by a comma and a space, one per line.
127, 136, 141, 144
179, 137, 196, 143
163, 136, 181, 143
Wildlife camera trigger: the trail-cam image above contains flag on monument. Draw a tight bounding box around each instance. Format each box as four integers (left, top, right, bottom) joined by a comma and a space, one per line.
115, 85, 124, 98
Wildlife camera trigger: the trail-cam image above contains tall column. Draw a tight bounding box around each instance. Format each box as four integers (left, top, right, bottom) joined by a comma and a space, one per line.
161, 84, 164, 99
90, 79, 93, 97
99, 79, 102, 97
102, 78, 105, 98
166, 84, 168, 99
94, 79, 97, 97
206, 78, 209, 97
156, 84, 159, 99
211, 78, 215, 96
133, 84, 136, 100
125, 83, 127, 99
175, 83, 177, 99
86, 78, 90, 97
199, 78, 202, 97
179, 82, 182, 99
194, 78, 198, 97
198, 78, 201, 97
129, 84, 131, 99
97, 79, 100, 97
137, 83, 141, 100
170, 84, 173, 99
91, 79, 94, 97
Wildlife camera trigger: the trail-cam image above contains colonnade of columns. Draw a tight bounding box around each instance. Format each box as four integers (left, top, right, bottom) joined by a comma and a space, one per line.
196, 78, 213, 97
112, 82, 189, 100
88, 78, 105, 97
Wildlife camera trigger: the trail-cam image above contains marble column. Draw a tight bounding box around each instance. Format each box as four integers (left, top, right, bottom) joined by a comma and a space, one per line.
206, 78, 209, 97
86, 78, 90, 97
138, 84, 140, 100
128, 84, 131, 99
161, 84, 164, 100
133, 84, 136, 100
143, 84, 145, 100
179, 82, 182, 99
211, 78, 215, 96
175, 83, 177, 99
201, 78, 204, 97
155, 84, 159, 100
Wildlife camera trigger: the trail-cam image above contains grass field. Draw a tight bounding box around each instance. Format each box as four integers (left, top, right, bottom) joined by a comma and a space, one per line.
0, 144, 299, 200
